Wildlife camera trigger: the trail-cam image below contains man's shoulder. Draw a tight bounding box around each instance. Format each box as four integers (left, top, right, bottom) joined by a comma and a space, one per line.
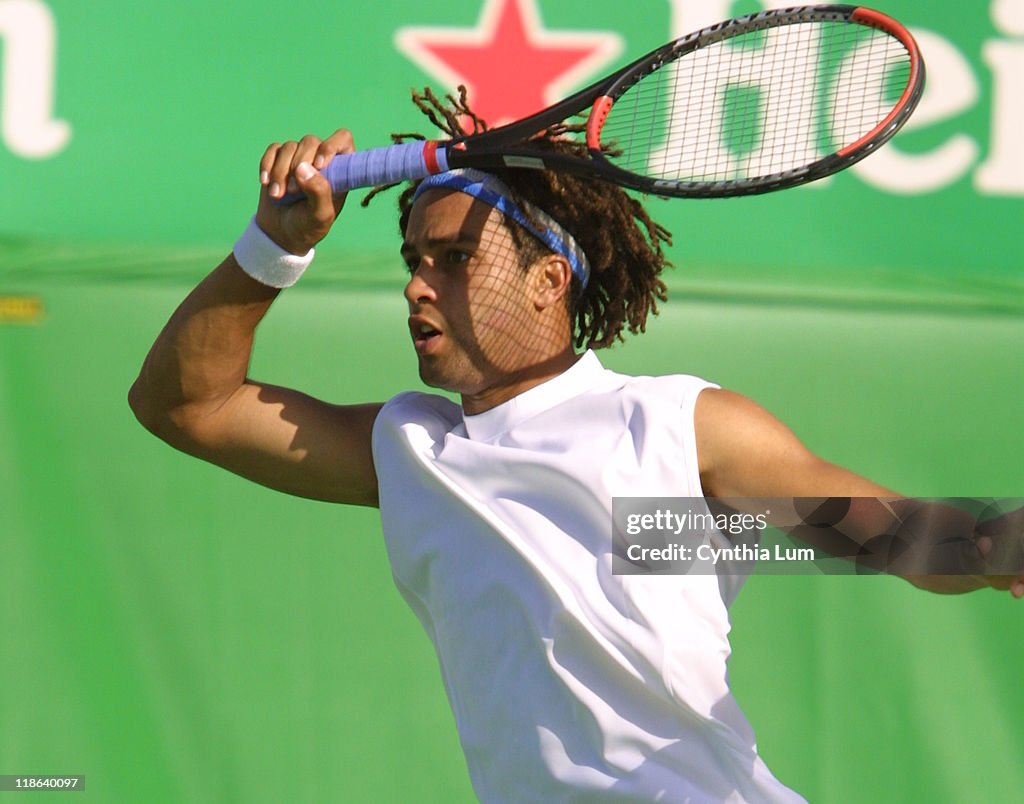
598, 365, 719, 404
376, 390, 462, 431
586, 352, 715, 392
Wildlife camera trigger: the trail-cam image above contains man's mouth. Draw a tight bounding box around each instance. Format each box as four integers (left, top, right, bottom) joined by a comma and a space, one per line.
410, 318, 442, 353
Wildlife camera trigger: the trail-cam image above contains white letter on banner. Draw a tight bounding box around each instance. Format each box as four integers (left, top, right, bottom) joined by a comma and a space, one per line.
0, 0, 71, 159
851, 30, 979, 194
653, 4, 822, 182
975, 2, 1024, 195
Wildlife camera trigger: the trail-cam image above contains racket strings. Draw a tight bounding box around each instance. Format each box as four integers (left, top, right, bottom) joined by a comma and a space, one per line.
600, 20, 912, 185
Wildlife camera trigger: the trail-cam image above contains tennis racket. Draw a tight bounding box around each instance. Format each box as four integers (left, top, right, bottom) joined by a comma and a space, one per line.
292, 4, 924, 200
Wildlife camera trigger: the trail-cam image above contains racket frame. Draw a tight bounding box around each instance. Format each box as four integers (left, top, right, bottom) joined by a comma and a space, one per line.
436, 4, 924, 198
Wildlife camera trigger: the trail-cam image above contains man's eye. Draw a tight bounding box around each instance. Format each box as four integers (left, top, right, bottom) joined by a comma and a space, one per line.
403, 249, 469, 273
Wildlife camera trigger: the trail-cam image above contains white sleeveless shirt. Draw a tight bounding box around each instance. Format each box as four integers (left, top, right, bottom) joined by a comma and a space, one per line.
372, 351, 805, 803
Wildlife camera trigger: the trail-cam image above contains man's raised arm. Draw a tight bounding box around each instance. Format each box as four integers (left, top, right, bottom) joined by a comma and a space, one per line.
128, 130, 381, 507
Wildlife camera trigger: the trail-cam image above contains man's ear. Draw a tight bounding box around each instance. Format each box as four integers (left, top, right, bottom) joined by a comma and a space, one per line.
531, 254, 573, 311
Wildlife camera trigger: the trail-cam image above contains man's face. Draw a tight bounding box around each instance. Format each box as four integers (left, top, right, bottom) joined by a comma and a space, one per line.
401, 189, 554, 412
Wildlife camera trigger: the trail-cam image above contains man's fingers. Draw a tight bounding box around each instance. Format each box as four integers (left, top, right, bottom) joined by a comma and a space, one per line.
256, 131, 355, 202
292, 160, 336, 220
252, 132, 352, 255
984, 574, 1024, 597
264, 141, 299, 199
291, 135, 324, 171
259, 142, 281, 188
321, 128, 355, 158
312, 129, 356, 178
256, 130, 356, 202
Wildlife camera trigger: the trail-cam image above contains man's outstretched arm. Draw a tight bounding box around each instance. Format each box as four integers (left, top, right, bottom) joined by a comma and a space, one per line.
696, 388, 1024, 597
129, 130, 381, 507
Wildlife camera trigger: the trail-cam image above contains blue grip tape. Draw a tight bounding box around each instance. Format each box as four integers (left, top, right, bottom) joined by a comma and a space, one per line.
322, 141, 448, 192
276, 141, 449, 204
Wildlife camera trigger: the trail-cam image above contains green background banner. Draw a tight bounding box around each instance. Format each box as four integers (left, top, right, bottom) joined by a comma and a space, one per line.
6, 0, 1024, 284
2, 1, 1022, 801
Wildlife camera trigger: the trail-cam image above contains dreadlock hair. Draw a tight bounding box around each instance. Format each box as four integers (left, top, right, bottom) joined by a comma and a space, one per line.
362, 86, 672, 350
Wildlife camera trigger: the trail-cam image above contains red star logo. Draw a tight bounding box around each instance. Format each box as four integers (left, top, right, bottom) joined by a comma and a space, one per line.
395, 0, 622, 127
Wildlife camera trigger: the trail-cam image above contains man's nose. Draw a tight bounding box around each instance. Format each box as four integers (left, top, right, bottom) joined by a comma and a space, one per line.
404, 261, 438, 306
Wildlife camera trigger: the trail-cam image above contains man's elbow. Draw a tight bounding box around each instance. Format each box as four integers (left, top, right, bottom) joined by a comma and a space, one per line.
127, 375, 157, 431
127, 376, 192, 449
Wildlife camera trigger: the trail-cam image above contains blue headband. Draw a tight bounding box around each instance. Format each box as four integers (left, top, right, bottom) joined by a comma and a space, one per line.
412, 169, 591, 287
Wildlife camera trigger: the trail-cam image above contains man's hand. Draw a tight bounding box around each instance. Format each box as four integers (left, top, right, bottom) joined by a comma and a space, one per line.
839, 499, 1024, 598
975, 505, 1024, 598
255, 129, 354, 255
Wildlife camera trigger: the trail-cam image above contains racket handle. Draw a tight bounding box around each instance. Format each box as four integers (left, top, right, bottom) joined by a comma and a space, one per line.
278, 141, 448, 204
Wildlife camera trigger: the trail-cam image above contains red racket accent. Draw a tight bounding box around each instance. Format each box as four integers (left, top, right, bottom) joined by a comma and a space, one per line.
423, 141, 442, 174
838, 7, 922, 159
586, 96, 614, 151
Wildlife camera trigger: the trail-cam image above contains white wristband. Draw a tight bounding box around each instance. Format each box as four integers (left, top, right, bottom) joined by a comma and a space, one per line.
232, 217, 314, 288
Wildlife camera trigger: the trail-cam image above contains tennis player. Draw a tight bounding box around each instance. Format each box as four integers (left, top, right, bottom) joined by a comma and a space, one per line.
129, 95, 1023, 802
